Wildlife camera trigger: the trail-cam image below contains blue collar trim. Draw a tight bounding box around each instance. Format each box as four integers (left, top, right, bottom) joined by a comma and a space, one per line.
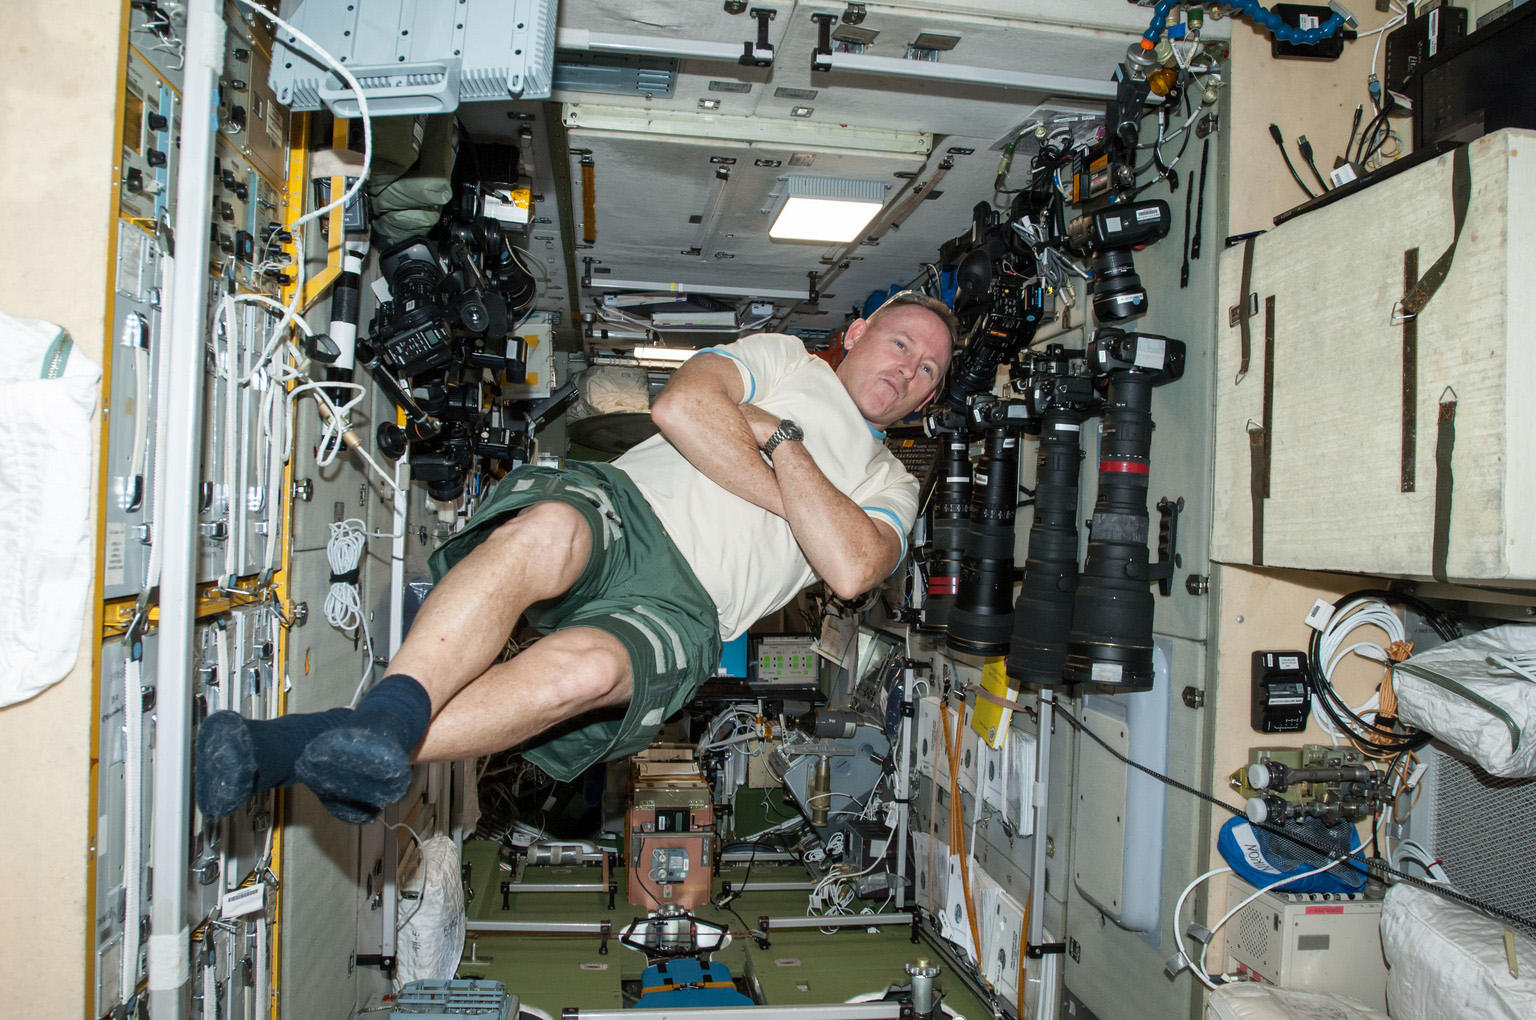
866, 421, 886, 439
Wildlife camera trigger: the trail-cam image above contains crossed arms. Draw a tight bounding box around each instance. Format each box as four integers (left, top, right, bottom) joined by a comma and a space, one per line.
648, 352, 903, 600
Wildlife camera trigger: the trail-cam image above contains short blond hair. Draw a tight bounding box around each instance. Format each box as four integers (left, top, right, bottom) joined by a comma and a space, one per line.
865, 290, 960, 352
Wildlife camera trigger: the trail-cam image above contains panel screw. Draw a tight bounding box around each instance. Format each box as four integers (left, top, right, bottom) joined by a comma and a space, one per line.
1182, 686, 1205, 709
1185, 573, 1209, 596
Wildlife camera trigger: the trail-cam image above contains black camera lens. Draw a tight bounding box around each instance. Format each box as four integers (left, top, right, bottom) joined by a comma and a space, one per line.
1064, 329, 1185, 693
1089, 248, 1149, 322
948, 427, 1021, 656
1007, 408, 1087, 688
921, 434, 971, 632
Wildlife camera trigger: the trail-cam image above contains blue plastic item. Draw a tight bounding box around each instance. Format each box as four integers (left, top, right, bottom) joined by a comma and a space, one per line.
1143, 0, 1350, 46
634, 959, 754, 1009
1217, 816, 1368, 895
718, 633, 749, 677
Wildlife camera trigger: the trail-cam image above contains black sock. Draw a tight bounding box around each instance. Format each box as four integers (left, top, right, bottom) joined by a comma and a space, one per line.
293, 674, 433, 822
351, 674, 433, 753
249, 707, 356, 789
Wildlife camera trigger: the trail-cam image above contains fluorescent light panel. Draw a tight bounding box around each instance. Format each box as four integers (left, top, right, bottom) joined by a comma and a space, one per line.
631, 345, 697, 363
769, 175, 885, 244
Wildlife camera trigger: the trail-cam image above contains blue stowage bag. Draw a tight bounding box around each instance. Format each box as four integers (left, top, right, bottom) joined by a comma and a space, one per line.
1216, 816, 1369, 895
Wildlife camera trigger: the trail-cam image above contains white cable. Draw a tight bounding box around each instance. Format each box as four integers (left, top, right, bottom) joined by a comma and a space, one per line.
325, 518, 378, 705
1392, 839, 1450, 883
1171, 866, 1230, 991
1313, 597, 1406, 744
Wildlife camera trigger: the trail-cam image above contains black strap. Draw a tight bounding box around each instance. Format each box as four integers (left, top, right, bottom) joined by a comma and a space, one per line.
1432, 395, 1457, 583
1191, 138, 1210, 262
1402, 145, 1472, 318
1236, 235, 1255, 383
1261, 295, 1276, 500
1401, 248, 1419, 493
330, 567, 360, 585
1248, 425, 1268, 566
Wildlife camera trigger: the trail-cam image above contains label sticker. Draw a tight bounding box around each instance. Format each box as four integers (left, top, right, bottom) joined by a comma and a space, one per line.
1090, 662, 1122, 684
1278, 655, 1300, 671
1232, 824, 1283, 875
1133, 336, 1166, 369
1304, 599, 1335, 632
105, 523, 127, 588
221, 883, 266, 918
1135, 206, 1160, 222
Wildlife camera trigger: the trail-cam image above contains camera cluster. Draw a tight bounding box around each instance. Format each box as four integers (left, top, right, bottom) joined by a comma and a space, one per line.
355, 210, 545, 502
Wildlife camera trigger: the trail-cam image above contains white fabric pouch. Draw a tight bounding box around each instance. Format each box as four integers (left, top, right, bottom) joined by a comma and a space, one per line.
1392, 624, 1536, 778
0, 311, 100, 708
1380, 883, 1536, 1020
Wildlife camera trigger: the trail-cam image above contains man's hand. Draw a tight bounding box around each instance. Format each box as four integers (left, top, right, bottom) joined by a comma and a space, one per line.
738, 403, 782, 448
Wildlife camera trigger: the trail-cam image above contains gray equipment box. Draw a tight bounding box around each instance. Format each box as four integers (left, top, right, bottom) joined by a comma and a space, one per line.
391, 979, 515, 1018
268, 0, 557, 116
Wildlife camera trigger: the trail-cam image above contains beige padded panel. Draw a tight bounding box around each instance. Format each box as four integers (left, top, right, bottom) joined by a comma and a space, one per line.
1212, 130, 1536, 582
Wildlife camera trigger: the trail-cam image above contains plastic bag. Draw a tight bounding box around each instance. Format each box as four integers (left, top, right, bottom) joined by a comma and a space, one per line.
0, 311, 100, 707
394, 834, 466, 988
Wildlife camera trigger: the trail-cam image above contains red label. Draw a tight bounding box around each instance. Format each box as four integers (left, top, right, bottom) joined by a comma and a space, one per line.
1099, 460, 1150, 475
928, 578, 958, 596
1304, 905, 1345, 914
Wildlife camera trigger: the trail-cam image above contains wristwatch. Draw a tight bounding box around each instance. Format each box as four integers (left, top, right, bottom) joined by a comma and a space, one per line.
762, 419, 805, 460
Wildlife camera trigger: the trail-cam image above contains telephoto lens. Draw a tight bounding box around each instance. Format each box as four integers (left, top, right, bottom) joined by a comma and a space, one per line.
1007, 406, 1090, 688
1065, 329, 1185, 693
1088, 247, 1148, 321
948, 427, 1022, 656
921, 433, 972, 632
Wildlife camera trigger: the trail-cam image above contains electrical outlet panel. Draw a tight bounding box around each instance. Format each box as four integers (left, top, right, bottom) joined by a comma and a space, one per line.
120, 49, 179, 227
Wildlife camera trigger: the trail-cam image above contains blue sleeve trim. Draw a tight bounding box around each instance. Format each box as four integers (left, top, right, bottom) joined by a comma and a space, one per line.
863, 505, 908, 572
700, 346, 755, 403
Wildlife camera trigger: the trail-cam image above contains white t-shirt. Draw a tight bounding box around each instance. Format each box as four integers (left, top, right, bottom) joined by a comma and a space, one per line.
612, 332, 918, 641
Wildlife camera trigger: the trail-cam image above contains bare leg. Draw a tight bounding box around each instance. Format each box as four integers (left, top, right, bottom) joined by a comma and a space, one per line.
414, 626, 635, 762
386, 501, 593, 716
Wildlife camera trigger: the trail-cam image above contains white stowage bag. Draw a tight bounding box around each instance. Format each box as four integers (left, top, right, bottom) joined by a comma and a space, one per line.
1391, 624, 1536, 778
1205, 984, 1388, 1020
0, 311, 100, 708
571, 365, 651, 419
1380, 883, 1536, 1020
394, 834, 467, 989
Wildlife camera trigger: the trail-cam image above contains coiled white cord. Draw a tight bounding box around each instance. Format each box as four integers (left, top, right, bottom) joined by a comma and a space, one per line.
1314, 597, 1406, 744
325, 518, 378, 706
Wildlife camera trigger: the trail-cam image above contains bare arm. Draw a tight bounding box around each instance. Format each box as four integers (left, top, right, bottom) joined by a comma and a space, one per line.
649, 352, 785, 516
767, 434, 904, 600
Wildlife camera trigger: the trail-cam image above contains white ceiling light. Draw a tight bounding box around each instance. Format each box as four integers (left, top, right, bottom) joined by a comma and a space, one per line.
768, 175, 886, 244
631, 346, 698, 363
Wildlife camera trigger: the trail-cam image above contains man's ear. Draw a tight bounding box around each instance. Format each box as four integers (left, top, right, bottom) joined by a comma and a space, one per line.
842, 317, 869, 351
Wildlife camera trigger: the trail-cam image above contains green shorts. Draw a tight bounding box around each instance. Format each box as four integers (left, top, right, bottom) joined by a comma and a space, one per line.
427, 461, 722, 782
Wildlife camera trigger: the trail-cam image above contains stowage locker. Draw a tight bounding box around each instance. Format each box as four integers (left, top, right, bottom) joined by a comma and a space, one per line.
1212, 129, 1536, 582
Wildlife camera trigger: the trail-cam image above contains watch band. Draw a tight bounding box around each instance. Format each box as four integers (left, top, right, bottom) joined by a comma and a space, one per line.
763, 419, 804, 460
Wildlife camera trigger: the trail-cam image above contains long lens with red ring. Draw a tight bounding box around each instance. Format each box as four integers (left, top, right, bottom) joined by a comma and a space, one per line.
1064, 328, 1185, 693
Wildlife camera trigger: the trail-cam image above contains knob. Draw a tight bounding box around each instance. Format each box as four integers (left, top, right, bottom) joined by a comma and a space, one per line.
146, 111, 168, 132
125, 167, 144, 193
1247, 763, 1272, 790
1245, 797, 1269, 824
145, 149, 167, 168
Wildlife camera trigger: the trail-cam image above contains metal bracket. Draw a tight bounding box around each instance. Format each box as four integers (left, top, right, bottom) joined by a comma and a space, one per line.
811, 12, 836, 72
1025, 941, 1067, 959
740, 7, 776, 67
1149, 496, 1184, 596
354, 953, 396, 978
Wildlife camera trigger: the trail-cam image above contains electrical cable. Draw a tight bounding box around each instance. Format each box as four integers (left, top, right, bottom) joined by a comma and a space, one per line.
1053, 705, 1536, 931
1268, 123, 1317, 198
1297, 135, 1331, 192
324, 518, 379, 706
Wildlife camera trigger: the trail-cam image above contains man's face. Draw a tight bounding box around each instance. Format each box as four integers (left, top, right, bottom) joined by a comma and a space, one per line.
835, 304, 953, 427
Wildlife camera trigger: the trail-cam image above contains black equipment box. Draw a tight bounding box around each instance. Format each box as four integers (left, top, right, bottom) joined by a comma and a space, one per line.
1412, 2, 1536, 148
1252, 651, 1312, 733
1385, 2, 1468, 94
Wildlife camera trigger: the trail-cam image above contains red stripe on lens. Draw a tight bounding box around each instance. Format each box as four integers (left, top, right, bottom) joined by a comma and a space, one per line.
1100, 460, 1150, 475
928, 578, 958, 596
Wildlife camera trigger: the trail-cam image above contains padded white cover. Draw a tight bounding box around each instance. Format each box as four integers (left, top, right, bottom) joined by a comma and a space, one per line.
1393, 624, 1536, 778
1380, 883, 1536, 1020
0, 311, 100, 708
1206, 984, 1387, 1020
394, 835, 467, 989
572, 365, 651, 418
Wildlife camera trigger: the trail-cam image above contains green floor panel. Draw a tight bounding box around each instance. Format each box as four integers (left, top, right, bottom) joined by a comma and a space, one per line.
457, 840, 994, 1018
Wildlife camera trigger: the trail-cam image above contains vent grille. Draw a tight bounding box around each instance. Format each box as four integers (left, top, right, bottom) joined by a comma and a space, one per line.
1430, 750, 1536, 937
1236, 908, 1273, 961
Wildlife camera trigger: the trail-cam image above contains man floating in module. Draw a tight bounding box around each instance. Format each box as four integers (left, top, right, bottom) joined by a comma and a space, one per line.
196, 292, 957, 823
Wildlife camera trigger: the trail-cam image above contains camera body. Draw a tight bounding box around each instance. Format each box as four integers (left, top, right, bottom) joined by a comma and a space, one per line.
1066, 200, 1171, 322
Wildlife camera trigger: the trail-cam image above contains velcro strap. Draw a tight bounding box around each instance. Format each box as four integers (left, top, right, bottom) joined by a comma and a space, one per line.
1401, 248, 1419, 492
330, 567, 360, 585
1248, 425, 1269, 566
1432, 394, 1457, 583
1236, 235, 1256, 383
1402, 145, 1471, 318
